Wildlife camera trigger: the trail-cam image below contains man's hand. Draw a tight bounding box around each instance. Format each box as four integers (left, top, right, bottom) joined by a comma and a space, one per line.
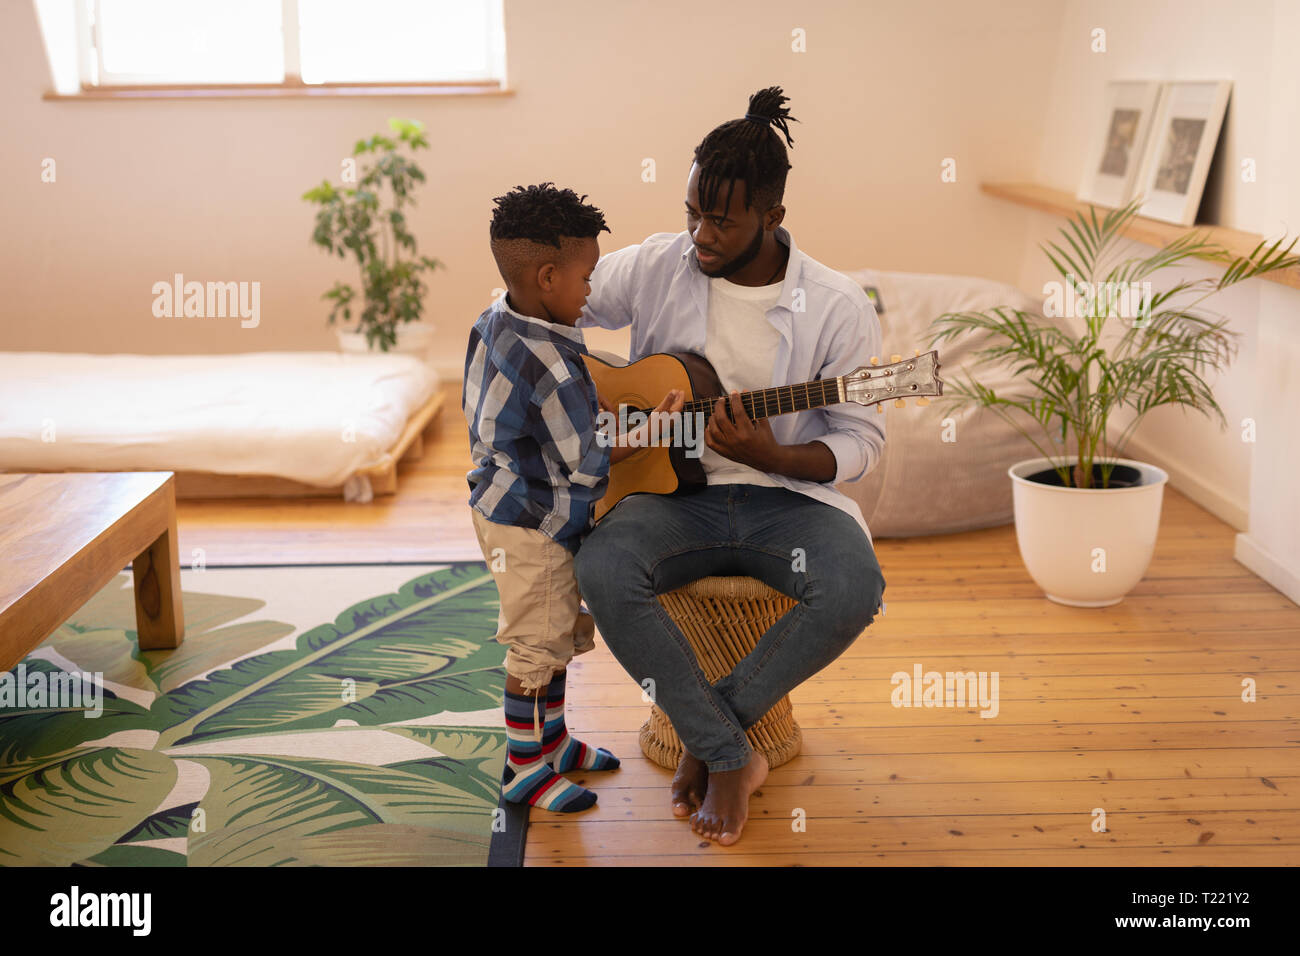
705, 390, 782, 471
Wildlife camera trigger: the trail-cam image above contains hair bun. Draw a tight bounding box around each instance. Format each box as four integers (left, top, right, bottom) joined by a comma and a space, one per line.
743, 86, 797, 147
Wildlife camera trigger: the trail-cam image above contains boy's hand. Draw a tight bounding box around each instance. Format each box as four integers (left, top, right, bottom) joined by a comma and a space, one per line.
609, 389, 685, 465
652, 388, 686, 417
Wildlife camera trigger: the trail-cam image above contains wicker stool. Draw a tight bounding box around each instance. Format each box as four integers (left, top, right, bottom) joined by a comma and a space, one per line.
639, 575, 803, 771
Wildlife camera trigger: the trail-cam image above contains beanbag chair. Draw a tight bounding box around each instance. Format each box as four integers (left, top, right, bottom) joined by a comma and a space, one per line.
834, 268, 1063, 538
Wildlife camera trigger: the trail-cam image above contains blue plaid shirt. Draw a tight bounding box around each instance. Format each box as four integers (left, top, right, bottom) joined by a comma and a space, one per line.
462, 293, 610, 553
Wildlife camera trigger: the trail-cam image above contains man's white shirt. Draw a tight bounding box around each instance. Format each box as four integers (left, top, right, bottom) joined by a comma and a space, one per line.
698, 275, 785, 489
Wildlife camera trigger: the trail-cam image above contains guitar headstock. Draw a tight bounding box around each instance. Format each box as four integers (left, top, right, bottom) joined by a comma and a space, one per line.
844, 349, 944, 411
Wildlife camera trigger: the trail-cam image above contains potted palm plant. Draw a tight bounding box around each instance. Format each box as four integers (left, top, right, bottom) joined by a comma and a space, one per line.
303, 117, 444, 357
927, 200, 1298, 606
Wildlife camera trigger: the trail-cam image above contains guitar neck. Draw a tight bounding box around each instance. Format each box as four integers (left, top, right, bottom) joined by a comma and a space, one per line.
682, 377, 845, 422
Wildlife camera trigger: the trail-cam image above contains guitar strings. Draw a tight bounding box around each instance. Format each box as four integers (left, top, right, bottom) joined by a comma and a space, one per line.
625, 377, 840, 419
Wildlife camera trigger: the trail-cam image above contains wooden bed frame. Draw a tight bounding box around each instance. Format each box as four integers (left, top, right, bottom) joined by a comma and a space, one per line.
6, 390, 446, 501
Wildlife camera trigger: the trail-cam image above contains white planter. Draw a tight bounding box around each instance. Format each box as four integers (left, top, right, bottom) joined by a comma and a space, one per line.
336, 320, 436, 360
1008, 456, 1169, 607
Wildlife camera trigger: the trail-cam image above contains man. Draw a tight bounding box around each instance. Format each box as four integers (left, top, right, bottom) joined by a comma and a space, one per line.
574, 86, 887, 846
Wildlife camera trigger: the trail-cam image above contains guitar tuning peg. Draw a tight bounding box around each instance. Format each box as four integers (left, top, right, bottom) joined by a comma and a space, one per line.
890, 353, 901, 363
876, 403, 884, 414
870, 356, 880, 366
913, 348, 921, 357
894, 398, 906, 408
916, 396, 931, 406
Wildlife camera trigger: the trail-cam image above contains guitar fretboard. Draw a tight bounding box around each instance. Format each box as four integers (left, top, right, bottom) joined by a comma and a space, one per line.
637, 377, 844, 421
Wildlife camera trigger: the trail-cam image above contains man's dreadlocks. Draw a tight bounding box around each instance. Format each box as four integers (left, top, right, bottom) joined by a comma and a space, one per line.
692, 86, 799, 219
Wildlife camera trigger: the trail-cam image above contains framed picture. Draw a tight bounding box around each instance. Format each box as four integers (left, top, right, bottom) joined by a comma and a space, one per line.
1134, 80, 1232, 226
1078, 81, 1164, 208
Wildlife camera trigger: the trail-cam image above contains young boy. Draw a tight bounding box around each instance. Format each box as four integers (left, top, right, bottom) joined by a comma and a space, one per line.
464, 182, 683, 813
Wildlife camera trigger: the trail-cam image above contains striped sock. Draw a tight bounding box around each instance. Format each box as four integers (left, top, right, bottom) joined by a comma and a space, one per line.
501, 689, 596, 812
542, 670, 621, 773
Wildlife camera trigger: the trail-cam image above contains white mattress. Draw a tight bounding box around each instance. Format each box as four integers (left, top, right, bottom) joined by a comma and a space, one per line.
0, 351, 441, 490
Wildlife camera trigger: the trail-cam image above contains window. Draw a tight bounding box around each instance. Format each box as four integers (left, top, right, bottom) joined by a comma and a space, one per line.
34, 0, 507, 95
94, 0, 285, 85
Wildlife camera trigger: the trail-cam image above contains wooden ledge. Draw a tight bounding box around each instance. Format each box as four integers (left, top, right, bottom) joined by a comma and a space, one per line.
981, 182, 1300, 291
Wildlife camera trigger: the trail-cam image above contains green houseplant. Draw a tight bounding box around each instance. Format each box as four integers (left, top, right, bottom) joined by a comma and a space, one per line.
925, 200, 1298, 605
303, 117, 444, 353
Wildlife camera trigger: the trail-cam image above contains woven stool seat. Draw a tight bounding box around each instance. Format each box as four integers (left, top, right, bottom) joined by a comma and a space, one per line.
639, 575, 803, 771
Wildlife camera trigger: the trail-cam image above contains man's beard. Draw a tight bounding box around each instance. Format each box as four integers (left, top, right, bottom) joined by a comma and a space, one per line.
700, 226, 765, 279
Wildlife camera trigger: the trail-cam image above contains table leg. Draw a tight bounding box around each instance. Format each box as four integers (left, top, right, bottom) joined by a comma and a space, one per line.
133, 519, 185, 651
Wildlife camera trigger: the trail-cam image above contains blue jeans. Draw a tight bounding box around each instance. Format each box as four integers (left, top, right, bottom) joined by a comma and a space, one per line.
573, 484, 885, 773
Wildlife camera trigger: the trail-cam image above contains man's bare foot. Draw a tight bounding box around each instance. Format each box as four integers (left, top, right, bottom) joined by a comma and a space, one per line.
671, 751, 708, 818
690, 750, 768, 846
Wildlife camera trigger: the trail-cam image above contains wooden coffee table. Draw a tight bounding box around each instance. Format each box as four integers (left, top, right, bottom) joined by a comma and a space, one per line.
0, 472, 184, 672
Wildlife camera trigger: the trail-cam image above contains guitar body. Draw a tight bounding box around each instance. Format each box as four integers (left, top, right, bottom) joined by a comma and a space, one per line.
583, 351, 721, 521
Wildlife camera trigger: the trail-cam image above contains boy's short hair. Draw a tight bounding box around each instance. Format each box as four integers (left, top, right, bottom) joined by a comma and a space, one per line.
489, 183, 611, 290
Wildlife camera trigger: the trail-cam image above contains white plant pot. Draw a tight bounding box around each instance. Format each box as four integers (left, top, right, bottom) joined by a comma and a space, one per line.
1008, 456, 1169, 607
336, 320, 436, 361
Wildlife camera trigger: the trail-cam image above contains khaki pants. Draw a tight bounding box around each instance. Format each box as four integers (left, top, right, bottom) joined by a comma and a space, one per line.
471, 508, 596, 693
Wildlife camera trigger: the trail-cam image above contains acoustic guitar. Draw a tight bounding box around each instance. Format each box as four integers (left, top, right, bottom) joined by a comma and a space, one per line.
582, 348, 944, 521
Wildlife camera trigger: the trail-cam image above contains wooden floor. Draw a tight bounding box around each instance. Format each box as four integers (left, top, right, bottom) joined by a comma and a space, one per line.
176, 381, 1300, 865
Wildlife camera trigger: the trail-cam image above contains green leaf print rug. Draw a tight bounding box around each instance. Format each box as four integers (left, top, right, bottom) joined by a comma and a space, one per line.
0, 562, 526, 867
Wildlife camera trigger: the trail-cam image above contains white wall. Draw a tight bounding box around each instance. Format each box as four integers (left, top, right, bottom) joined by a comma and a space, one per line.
1241, 0, 1300, 603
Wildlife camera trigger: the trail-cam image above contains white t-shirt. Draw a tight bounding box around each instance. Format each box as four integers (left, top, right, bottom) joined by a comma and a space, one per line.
699, 275, 786, 488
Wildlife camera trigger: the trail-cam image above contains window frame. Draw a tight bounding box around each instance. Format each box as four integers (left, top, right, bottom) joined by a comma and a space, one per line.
50, 0, 508, 99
